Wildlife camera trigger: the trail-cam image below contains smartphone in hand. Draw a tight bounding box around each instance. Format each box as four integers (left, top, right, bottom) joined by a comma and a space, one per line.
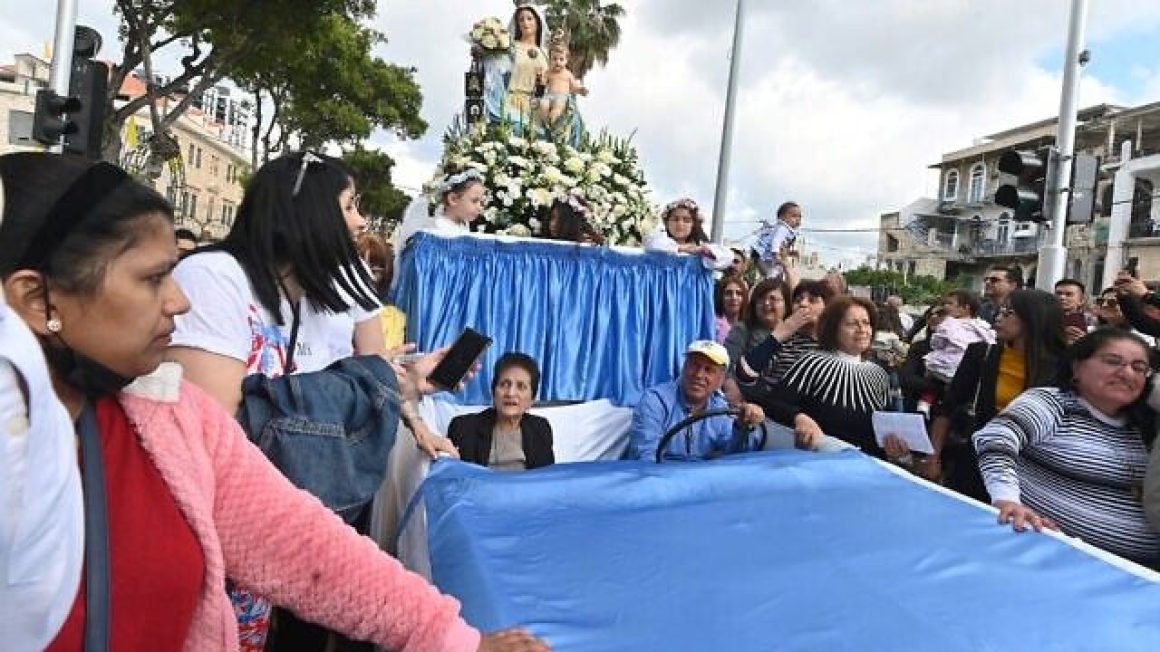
427, 328, 492, 390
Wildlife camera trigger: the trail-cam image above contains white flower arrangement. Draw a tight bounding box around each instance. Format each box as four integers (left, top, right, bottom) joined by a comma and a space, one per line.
469, 17, 511, 54
428, 120, 657, 245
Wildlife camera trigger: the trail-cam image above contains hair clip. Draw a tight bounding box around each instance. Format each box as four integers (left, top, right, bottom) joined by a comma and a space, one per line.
292, 151, 324, 197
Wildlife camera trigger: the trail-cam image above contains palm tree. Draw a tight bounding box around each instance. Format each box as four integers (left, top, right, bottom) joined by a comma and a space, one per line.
545, 0, 625, 80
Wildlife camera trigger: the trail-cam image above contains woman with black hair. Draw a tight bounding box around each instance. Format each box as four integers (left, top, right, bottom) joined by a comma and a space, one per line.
930, 289, 1068, 502
0, 153, 547, 651
168, 152, 457, 650
975, 328, 1159, 568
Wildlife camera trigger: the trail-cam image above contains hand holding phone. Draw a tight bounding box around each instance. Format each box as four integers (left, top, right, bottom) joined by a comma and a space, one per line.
427, 328, 492, 390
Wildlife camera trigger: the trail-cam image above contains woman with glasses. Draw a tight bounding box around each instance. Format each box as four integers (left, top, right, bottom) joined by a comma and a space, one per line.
974, 329, 1159, 568
929, 289, 1068, 502
725, 279, 828, 405
764, 295, 900, 458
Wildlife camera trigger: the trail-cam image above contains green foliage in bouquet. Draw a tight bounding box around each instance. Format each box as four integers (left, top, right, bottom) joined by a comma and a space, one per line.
428, 117, 657, 245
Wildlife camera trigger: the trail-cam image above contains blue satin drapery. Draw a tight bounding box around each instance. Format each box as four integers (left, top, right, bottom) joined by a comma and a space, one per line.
395, 233, 715, 406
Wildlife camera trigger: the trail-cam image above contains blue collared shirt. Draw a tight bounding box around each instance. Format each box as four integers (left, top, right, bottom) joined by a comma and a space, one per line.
627, 380, 756, 461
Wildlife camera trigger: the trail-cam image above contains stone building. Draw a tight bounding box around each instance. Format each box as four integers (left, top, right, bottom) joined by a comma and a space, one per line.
1, 53, 250, 241
879, 102, 1160, 293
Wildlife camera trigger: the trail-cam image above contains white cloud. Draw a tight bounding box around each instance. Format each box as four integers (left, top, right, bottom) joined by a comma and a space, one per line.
6, 0, 1160, 266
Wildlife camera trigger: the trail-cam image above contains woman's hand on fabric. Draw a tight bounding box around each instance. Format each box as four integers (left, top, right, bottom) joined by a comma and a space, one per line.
411, 419, 460, 461
792, 414, 823, 450
994, 499, 1058, 533
478, 628, 551, 652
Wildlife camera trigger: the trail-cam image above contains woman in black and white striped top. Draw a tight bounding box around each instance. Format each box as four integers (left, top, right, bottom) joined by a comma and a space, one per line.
765, 295, 897, 458
974, 328, 1159, 567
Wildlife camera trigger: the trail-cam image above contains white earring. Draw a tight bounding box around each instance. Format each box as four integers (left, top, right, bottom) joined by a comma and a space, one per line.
46, 317, 62, 333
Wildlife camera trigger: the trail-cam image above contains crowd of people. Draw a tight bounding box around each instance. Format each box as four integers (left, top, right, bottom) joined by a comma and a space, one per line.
2, 149, 1159, 651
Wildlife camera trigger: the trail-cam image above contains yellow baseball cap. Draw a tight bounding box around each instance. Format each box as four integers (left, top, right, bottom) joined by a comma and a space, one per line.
685, 340, 729, 367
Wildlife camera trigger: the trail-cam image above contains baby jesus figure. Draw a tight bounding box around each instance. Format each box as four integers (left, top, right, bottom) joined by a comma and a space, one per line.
539, 44, 588, 123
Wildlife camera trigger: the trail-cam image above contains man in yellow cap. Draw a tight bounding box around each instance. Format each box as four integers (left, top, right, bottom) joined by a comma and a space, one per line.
627, 340, 765, 461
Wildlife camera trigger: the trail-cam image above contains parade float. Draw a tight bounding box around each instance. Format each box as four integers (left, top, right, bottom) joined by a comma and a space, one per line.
377, 3, 1160, 649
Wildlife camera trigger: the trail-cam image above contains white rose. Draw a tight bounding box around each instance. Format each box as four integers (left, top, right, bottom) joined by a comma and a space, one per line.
482, 35, 499, 49
529, 218, 541, 231
507, 224, 532, 237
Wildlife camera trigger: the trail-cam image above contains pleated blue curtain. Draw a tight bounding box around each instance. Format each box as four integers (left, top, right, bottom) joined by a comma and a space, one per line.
395, 233, 715, 406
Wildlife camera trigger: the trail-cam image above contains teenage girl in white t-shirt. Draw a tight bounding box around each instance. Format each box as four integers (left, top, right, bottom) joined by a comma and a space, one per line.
168, 152, 461, 650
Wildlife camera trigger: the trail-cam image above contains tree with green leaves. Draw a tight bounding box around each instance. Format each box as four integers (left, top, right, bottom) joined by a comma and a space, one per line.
234, 12, 426, 165
107, 1, 371, 160
543, 0, 625, 80
341, 145, 411, 235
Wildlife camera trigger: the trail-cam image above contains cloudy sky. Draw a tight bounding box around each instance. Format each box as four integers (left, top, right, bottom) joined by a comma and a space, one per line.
6, 1, 1160, 265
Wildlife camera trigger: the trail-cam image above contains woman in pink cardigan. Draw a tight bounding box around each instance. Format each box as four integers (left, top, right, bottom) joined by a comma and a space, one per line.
0, 153, 548, 652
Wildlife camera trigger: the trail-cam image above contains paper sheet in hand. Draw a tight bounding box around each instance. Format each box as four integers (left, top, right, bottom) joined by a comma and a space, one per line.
872, 412, 934, 454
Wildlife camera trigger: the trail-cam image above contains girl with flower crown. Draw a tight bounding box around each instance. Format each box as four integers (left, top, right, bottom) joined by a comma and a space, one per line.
541, 195, 603, 245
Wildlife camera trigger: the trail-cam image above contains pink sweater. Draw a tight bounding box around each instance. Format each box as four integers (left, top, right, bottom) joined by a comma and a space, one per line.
117, 363, 480, 651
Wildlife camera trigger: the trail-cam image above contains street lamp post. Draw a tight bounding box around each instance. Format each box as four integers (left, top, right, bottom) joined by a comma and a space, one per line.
710, 0, 745, 243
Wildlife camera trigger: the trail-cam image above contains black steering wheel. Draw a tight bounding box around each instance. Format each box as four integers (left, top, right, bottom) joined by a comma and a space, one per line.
654, 407, 768, 463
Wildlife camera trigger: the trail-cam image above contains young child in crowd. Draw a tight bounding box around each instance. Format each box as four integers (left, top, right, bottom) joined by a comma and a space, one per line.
540, 44, 587, 123
920, 297, 996, 414
751, 201, 802, 280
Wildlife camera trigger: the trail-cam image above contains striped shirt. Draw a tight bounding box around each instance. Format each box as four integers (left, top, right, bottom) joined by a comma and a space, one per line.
974, 387, 1160, 564
775, 350, 890, 453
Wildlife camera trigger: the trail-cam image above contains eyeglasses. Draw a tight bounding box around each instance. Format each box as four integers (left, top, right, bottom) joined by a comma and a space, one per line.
1098, 297, 1119, 307
983, 276, 1007, 284
292, 151, 324, 197
1095, 354, 1153, 377
996, 305, 1015, 318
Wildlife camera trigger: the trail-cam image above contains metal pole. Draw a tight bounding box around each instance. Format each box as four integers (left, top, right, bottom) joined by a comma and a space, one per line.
1036, 0, 1089, 291
710, 0, 745, 243
46, 0, 79, 153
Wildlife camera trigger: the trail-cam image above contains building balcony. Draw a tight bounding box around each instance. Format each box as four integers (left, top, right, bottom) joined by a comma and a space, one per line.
971, 238, 1043, 258
1128, 219, 1160, 239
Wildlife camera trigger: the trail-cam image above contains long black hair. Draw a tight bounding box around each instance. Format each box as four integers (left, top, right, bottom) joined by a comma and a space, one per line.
541, 197, 602, 244
212, 152, 377, 325
1006, 288, 1069, 387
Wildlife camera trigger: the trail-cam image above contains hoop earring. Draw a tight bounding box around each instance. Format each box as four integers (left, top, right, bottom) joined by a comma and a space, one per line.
46, 317, 63, 333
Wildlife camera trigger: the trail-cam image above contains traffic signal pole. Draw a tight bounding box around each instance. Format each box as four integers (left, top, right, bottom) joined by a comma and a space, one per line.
46, 0, 79, 153
1036, 0, 1089, 291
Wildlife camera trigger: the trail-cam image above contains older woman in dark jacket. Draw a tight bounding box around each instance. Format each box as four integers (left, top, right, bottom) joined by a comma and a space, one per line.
449, 352, 554, 470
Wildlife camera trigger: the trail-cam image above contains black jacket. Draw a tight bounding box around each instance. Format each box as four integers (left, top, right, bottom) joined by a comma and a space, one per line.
448, 408, 555, 469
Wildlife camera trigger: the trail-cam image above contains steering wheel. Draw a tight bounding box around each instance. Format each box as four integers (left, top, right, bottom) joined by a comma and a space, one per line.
654, 407, 769, 463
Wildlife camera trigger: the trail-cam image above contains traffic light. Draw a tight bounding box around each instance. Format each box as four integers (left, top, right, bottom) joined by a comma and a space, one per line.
995, 146, 1057, 223
64, 56, 108, 158
1066, 152, 1101, 224
31, 90, 81, 145
30, 26, 107, 158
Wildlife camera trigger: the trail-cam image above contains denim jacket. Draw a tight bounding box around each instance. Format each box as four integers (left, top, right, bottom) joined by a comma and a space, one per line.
236, 355, 400, 523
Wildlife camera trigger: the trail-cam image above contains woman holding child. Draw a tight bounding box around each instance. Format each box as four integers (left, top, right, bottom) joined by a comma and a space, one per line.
930, 289, 1068, 502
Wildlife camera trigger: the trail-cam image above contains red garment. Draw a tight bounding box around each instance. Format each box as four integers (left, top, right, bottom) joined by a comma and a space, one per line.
47, 397, 205, 651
